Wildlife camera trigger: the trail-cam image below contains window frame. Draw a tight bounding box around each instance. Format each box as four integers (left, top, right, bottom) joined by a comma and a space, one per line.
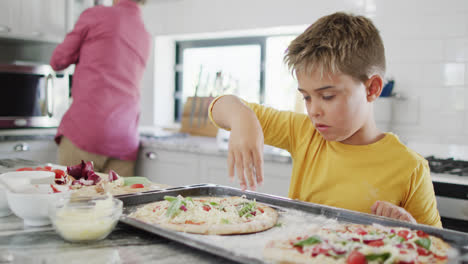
174, 37, 267, 121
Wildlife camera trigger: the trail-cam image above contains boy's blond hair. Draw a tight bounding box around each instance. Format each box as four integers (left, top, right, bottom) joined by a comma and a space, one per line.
285, 12, 385, 82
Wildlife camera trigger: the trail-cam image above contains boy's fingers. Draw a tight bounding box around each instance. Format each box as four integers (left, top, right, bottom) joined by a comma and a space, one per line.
370, 201, 379, 214
399, 214, 410, 222
227, 150, 235, 182
375, 203, 383, 216
390, 208, 400, 219
234, 151, 246, 190
253, 149, 264, 185
243, 153, 256, 190
381, 203, 392, 217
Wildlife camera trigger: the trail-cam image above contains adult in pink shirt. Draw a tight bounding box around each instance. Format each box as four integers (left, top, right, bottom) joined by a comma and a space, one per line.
50, 0, 151, 176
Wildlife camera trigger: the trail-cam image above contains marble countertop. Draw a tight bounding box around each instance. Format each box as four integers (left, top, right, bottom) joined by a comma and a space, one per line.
0, 214, 237, 264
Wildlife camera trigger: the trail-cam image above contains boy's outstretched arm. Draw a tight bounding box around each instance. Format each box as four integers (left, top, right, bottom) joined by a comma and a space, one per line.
211, 95, 264, 190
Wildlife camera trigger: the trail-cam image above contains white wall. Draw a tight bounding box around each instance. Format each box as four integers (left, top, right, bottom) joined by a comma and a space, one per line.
139, 0, 468, 145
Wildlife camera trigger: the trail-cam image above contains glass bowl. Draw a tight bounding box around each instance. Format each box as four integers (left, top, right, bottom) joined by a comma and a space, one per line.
49, 195, 123, 242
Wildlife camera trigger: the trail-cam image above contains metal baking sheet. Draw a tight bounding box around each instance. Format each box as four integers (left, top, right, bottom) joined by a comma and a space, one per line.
118, 184, 468, 264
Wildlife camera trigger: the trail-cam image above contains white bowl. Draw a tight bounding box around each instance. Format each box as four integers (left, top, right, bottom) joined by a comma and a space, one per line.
0, 170, 55, 219
0, 184, 12, 217
6, 184, 67, 226
0, 171, 55, 191
0, 170, 66, 226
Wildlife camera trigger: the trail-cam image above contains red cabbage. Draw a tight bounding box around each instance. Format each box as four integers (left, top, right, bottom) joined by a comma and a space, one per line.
108, 170, 119, 182
81, 161, 94, 179
87, 171, 101, 184
71, 180, 82, 186
67, 160, 85, 179
79, 178, 94, 186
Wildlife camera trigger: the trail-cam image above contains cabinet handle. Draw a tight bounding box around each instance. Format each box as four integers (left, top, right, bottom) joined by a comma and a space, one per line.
145, 152, 157, 160
45, 74, 54, 117
13, 143, 30, 152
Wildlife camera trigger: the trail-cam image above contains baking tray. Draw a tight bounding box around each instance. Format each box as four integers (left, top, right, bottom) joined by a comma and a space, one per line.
118, 184, 468, 264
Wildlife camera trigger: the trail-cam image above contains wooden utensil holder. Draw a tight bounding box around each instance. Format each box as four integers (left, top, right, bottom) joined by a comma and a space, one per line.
180, 96, 219, 137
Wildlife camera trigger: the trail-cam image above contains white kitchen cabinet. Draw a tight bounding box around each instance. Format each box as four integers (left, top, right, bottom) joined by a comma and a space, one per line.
22, 0, 66, 39
65, 0, 95, 32
0, 0, 17, 34
0, 140, 58, 164
136, 149, 202, 187
137, 146, 293, 197
0, 0, 66, 41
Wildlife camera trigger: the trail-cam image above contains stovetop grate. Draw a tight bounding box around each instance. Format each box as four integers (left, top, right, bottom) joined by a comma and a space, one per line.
426, 156, 468, 176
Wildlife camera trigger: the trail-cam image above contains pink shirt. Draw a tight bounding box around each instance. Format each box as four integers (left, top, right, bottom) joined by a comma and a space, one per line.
50, 0, 151, 160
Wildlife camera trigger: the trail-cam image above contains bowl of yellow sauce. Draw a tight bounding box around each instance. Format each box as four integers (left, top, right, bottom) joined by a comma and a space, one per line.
49, 194, 122, 242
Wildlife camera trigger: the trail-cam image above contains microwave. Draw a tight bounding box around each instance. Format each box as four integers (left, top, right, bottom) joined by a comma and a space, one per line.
0, 62, 71, 128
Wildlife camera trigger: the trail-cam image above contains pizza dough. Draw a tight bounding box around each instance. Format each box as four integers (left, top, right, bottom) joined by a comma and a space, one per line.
129, 195, 278, 235
263, 223, 451, 264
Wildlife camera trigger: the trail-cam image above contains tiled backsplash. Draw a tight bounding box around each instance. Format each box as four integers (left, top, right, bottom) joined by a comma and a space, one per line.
143, 0, 468, 146
379, 0, 468, 144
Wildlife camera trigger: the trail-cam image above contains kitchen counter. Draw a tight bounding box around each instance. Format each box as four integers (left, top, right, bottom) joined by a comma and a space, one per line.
0, 128, 292, 163
0, 128, 56, 141
140, 135, 292, 164
0, 213, 237, 264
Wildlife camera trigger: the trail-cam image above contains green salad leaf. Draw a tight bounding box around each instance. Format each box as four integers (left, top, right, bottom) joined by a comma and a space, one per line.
415, 238, 431, 250
237, 201, 256, 217
366, 253, 391, 261
164, 196, 193, 218
293, 236, 321, 247
166, 197, 183, 218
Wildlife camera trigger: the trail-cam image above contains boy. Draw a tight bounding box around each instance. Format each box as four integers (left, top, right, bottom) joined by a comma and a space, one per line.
209, 12, 442, 227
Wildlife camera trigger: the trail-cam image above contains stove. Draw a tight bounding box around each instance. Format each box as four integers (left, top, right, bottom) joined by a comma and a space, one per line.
427, 156, 468, 176
424, 156, 468, 233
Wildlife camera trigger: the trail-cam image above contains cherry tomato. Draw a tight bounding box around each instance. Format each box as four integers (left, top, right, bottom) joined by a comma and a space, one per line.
43, 166, 53, 171
53, 169, 66, 179
416, 230, 428, 237
397, 230, 411, 240
347, 250, 367, 264
417, 247, 431, 256
405, 243, 415, 250
16, 167, 33, 171
367, 240, 384, 247
311, 246, 330, 257
50, 184, 61, 193
355, 228, 368, 236
294, 246, 304, 254
202, 205, 211, 211
434, 254, 448, 260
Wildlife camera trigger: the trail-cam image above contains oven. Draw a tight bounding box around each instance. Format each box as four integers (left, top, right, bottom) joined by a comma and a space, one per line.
0, 62, 70, 128
426, 156, 468, 233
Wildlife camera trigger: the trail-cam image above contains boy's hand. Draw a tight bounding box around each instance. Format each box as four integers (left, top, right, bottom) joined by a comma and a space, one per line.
371, 201, 417, 224
228, 108, 264, 191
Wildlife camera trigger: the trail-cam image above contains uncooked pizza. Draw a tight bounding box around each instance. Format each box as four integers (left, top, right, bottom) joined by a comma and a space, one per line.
263, 223, 451, 264
17, 161, 165, 196
129, 195, 278, 235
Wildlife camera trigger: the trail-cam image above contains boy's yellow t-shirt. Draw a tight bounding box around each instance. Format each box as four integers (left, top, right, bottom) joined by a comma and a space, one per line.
209, 98, 442, 227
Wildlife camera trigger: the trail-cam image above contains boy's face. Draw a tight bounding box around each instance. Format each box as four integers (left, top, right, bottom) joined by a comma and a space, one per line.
297, 70, 374, 144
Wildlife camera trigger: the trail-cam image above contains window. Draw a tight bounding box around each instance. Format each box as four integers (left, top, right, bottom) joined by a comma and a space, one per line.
174, 35, 301, 121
